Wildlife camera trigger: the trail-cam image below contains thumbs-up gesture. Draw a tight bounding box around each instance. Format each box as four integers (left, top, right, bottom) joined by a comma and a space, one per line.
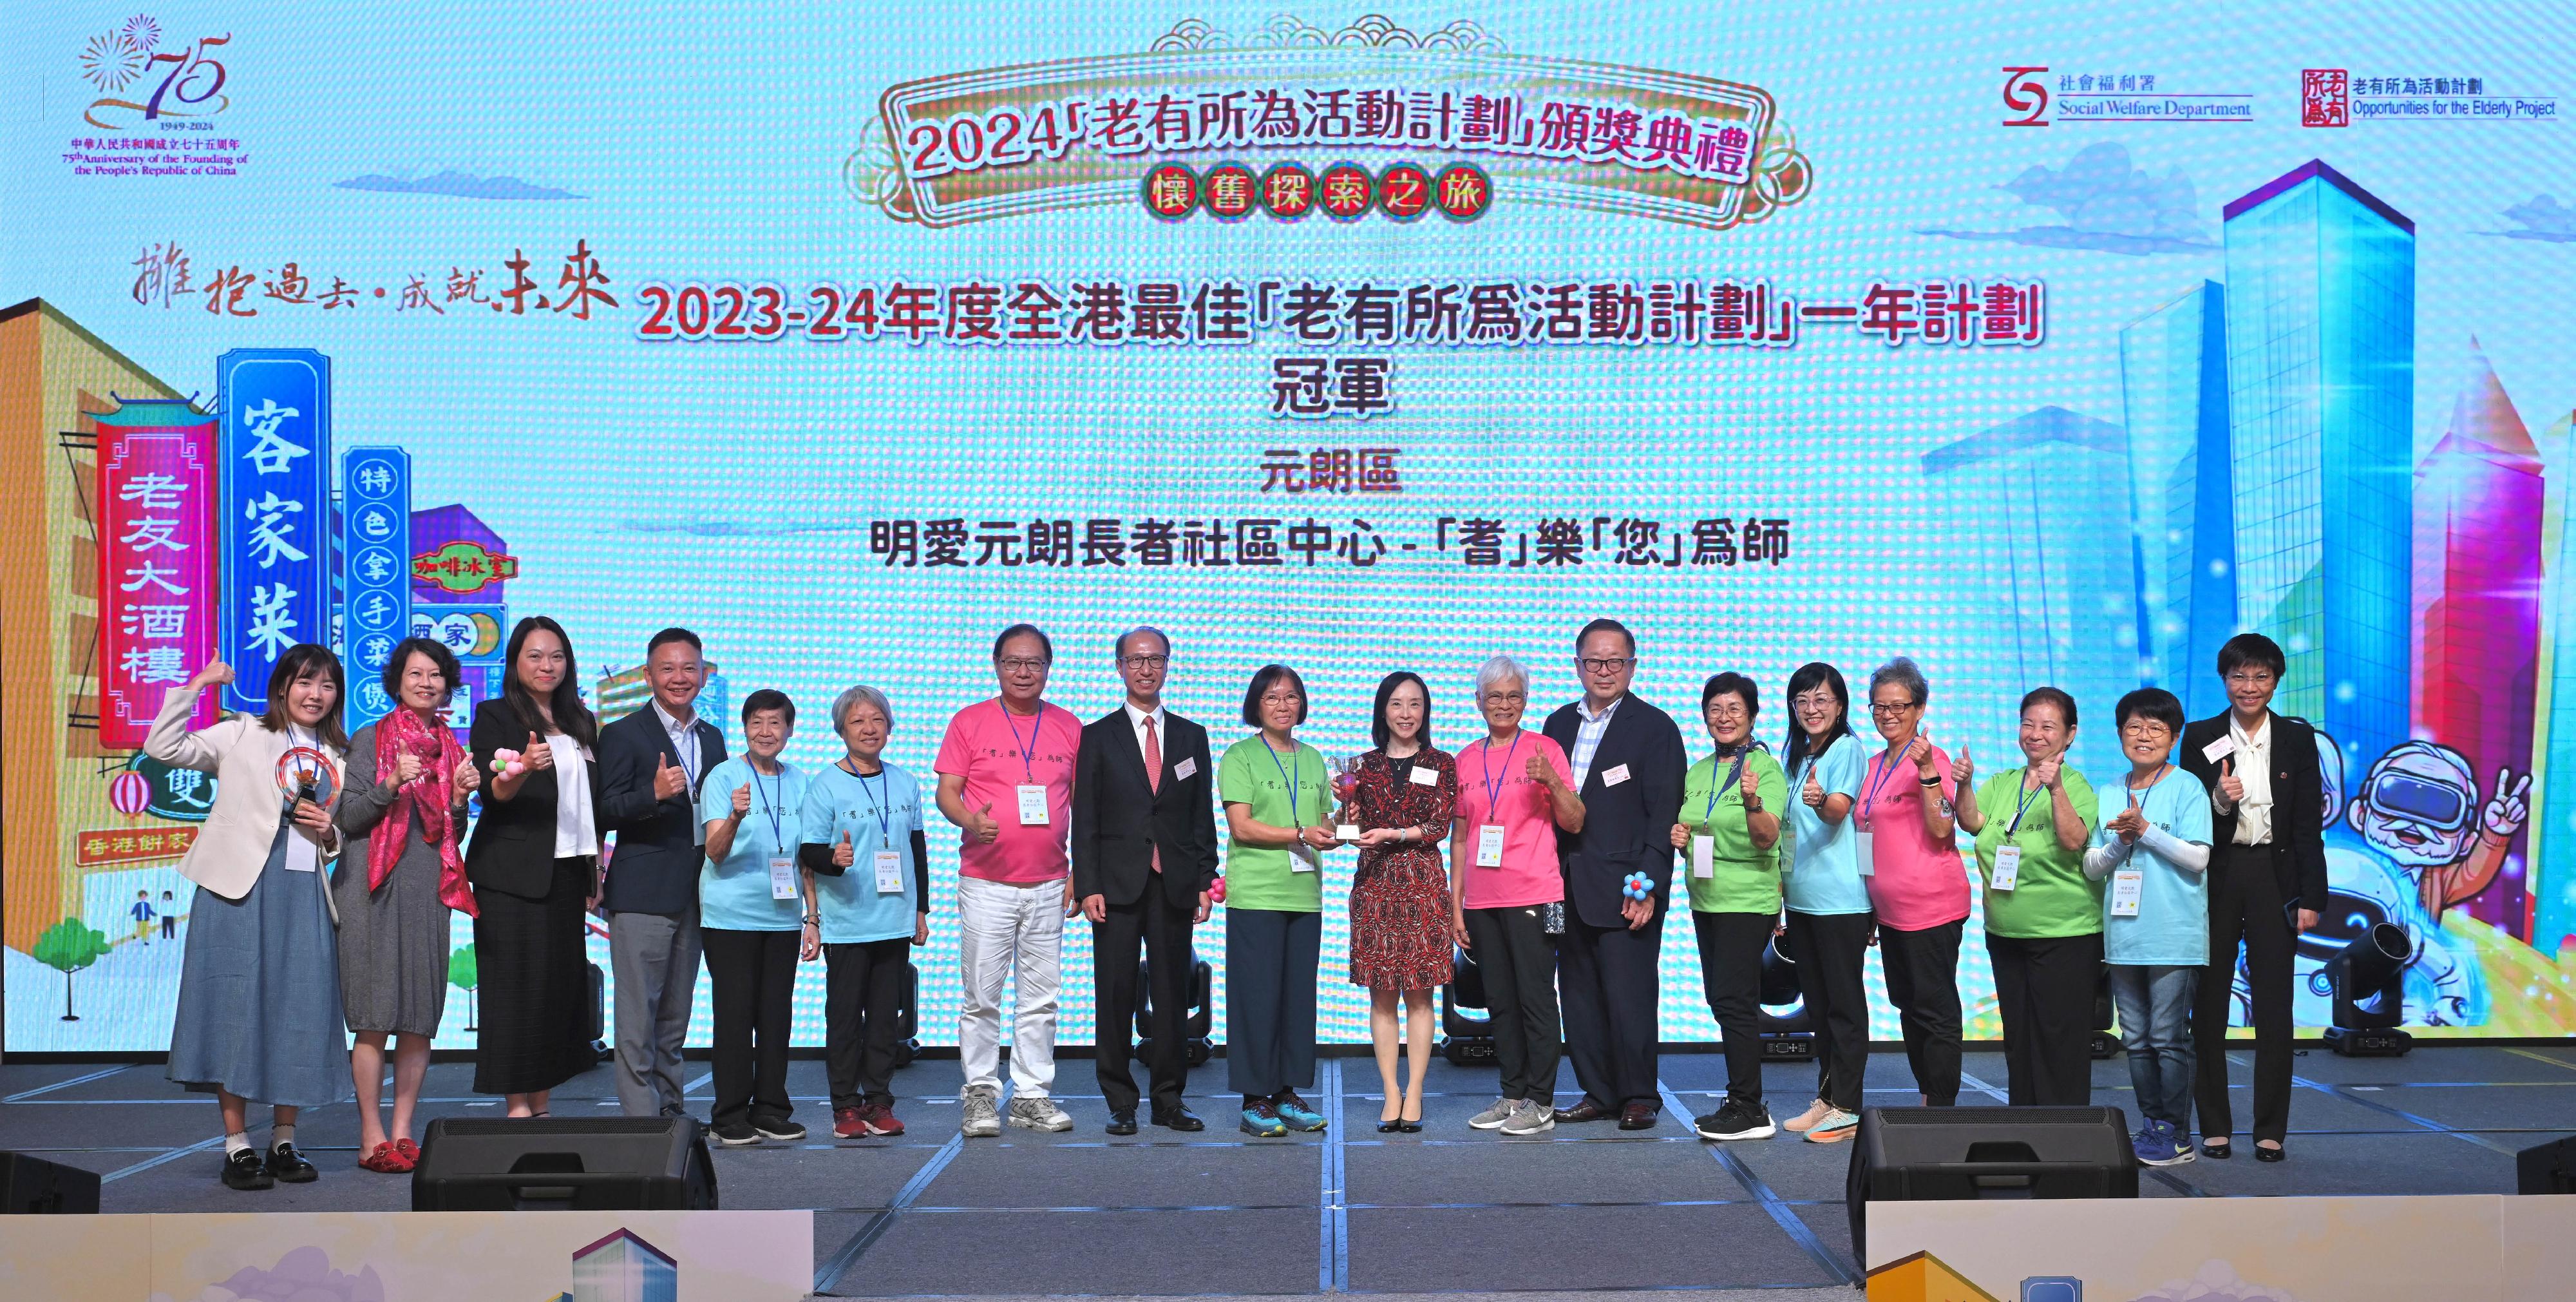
392, 751, 426, 787
2217, 756, 2244, 809
1738, 758, 1762, 803
2031, 752, 2063, 790
967, 801, 1001, 844
1526, 752, 1559, 789
1949, 742, 1973, 791
653, 752, 687, 801
832, 829, 855, 868
451, 758, 481, 799
728, 781, 752, 822
1801, 768, 1827, 809
522, 731, 554, 772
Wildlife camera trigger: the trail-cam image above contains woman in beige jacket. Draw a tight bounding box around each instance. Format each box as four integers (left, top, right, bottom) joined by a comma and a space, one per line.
147, 645, 353, 1192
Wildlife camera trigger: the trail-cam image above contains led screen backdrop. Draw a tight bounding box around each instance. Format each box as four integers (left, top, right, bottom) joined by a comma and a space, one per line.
5, 1, 2574, 1051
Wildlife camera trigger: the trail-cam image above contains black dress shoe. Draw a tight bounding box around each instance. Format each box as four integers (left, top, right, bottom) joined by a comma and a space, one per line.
1553, 1098, 1613, 1124
1105, 1110, 1139, 1136
1376, 1118, 1402, 1133
222, 1148, 274, 1191
265, 1142, 319, 1183
1151, 1106, 1204, 1133
2255, 1143, 2286, 1163
2200, 1139, 2233, 1160
1617, 1101, 1659, 1131
1399, 1118, 1423, 1134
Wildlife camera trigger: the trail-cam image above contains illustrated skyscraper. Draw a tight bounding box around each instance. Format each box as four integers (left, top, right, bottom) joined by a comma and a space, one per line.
2529, 407, 2576, 955
2220, 160, 2415, 773
2119, 280, 2236, 717
1924, 405, 2137, 778
569, 1228, 677, 1302
2412, 341, 2541, 937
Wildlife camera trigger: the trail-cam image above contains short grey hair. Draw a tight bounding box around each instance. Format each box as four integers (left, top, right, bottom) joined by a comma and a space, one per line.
831, 684, 895, 732
1475, 655, 1529, 698
1868, 656, 1929, 707
1112, 626, 1172, 660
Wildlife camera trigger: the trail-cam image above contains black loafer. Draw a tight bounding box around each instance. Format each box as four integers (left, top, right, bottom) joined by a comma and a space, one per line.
265, 1142, 318, 1183
2255, 1143, 2286, 1163
2199, 1140, 2232, 1160
1105, 1110, 1139, 1136
1151, 1106, 1204, 1133
222, 1147, 274, 1191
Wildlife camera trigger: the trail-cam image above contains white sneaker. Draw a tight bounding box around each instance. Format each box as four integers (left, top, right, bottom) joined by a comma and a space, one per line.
960, 1086, 1001, 1138
1499, 1099, 1556, 1136
1467, 1097, 1517, 1130
1006, 1094, 1074, 1132
1780, 1098, 1833, 1133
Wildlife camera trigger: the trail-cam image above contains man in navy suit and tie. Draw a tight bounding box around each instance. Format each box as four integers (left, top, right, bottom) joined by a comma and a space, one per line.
1542, 619, 1687, 1131
598, 627, 731, 1122
1072, 627, 1220, 1134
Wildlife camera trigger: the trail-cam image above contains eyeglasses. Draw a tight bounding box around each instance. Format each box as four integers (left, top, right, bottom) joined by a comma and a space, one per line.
1578, 656, 1636, 674
1868, 702, 1920, 716
996, 657, 1052, 674
2225, 670, 2277, 687
1792, 693, 1839, 710
1118, 655, 1169, 669
2119, 720, 2174, 739
1703, 702, 1749, 720
1482, 691, 1527, 702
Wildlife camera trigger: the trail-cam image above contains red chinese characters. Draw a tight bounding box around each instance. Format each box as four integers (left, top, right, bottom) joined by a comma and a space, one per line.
95, 398, 220, 747
1261, 163, 1318, 220
1143, 164, 1198, 219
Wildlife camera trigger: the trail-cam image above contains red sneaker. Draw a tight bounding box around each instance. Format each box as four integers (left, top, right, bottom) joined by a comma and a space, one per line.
862, 1103, 905, 1136
833, 1106, 867, 1140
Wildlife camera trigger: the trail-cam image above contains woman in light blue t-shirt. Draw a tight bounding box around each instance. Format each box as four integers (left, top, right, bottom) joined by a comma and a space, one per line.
1777, 663, 1870, 1144
697, 689, 811, 1147
795, 684, 929, 1143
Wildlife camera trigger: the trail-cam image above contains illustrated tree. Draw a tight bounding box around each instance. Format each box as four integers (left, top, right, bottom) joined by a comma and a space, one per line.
448, 943, 478, 1030
32, 917, 111, 1021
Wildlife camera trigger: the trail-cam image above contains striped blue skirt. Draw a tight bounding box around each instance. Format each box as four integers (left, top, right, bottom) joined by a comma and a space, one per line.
166, 821, 349, 1109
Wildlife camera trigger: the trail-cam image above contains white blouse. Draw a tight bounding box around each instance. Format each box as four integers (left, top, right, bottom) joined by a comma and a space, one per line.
547, 732, 599, 857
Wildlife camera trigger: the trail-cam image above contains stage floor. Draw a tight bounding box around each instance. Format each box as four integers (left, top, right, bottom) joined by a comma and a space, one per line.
5, 1042, 2572, 1299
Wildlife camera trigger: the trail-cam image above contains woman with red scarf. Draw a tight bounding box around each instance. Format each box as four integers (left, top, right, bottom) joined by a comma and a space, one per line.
333, 637, 481, 1173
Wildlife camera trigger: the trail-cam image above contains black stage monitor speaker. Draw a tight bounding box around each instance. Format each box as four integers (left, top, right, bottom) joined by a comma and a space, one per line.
1846, 1107, 2136, 1261
2518, 1134, 2576, 1195
0, 1151, 100, 1214
412, 1116, 717, 1211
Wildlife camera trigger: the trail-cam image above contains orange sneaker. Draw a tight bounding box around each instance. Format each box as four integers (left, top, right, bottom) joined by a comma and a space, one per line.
1779, 1098, 1832, 1133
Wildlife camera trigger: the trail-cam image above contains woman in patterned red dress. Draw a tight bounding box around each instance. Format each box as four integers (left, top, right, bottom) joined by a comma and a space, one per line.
1342, 672, 1459, 1132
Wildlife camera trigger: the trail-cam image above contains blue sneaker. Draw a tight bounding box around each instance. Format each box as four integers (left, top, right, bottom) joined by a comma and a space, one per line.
2150, 1118, 2195, 1165
2131, 1124, 2181, 1167
1273, 1089, 1328, 1132
1240, 1100, 1289, 1138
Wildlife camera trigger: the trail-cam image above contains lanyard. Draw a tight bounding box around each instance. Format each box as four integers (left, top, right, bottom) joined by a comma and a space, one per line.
2126, 765, 2166, 812
998, 700, 1041, 783
2007, 772, 2050, 834
752, 761, 786, 849
1862, 744, 1913, 823
667, 718, 699, 789
1704, 748, 1748, 826
842, 758, 892, 848
1265, 739, 1307, 827
1479, 732, 1523, 816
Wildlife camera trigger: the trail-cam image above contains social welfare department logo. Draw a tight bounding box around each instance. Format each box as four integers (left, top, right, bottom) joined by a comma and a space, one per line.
79, 14, 232, 130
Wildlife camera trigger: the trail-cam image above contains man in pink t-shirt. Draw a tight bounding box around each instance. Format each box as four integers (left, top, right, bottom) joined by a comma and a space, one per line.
934, 624, 1083, 1136
1855, 656, 1968, 1106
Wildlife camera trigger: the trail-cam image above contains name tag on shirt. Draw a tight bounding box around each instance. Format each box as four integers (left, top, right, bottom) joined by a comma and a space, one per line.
1475, 824, 1506, 867
2201, 736, 2236, 764
1778, 821, 1795, 871
1408, 765, 1439, 787
1174, 756, 1197, 781
875, 850, 905, 894
1854, 829, 1875, 877
1690, 834, 1714, 879
1602, 763, 1631, 787
1991, 844, 2022, 892
1292, 842, 1321, 872
2110, 866, 2144, 917
282, 832, 320, 873
1016, 785, 1050, 826
768, 856, 799, 901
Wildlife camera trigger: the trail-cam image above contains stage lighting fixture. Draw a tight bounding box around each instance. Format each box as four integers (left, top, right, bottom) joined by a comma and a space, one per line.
2322, 921, 2414, 1057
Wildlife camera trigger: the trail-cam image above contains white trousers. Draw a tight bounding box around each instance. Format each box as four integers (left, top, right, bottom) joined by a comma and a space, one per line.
956, 874, 1063, 1097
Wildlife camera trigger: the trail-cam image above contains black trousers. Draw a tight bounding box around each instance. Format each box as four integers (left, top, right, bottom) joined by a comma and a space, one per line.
1558, 907, 1665, 1110
1691, 910, 1774, 1104
1986, 930, 2103, 1106
1226, 908, 1319, 1098
1094, 883, 1197, 1113
2195, 843, 2297, 1144
824, 937, 911, 1110
1784, 910, 1875, 1113
1464, 905, 1561, 1101
701, 927, 799, 1129
1877, 918, 1963, 1106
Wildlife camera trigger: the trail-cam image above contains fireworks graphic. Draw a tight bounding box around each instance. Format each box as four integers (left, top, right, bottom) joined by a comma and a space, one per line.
122, 14, 162, 53
80, 31, 146, 91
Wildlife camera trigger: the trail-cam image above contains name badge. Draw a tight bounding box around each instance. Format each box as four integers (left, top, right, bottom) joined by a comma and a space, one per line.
1991, 844, 2022, 892
1777, 821, 1795, 871
1335, 822, 1361, 842
768, 856, 799, 901
1854, 828, 1875, 877
1292, 841, 1321, 872
1690, 834, 1714, 879
875, 849, 905, 894
1602, 763, 1631, 787
1408, 765, 1439, 787
2201, 735, 2236, 764
1475, 823, 1506, 867
1174, 756, 1197, 780
1016, 784, 1050, 826
2110, 866, 2143, 917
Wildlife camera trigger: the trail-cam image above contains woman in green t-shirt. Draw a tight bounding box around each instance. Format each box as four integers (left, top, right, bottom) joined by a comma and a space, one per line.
1953, 685, 2101, 1107
1668, 672, 1788, 1142
1218, 664, 1340, 1138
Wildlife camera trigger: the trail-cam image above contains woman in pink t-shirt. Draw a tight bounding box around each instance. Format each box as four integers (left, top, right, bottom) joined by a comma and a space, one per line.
1448, 655, 1585, 1135
1857, 657, 1968, 1107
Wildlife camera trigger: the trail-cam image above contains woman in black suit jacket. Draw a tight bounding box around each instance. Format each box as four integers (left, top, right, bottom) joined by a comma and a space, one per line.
467, 615, 607, 1114
2177, 633, 2327, 1162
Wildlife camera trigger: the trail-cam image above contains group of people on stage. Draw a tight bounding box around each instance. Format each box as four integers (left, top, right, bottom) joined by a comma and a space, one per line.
151, 612, 2324, 1190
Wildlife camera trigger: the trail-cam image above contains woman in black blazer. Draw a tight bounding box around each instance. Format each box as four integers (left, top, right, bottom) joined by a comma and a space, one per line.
467, 615, 607, 1115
